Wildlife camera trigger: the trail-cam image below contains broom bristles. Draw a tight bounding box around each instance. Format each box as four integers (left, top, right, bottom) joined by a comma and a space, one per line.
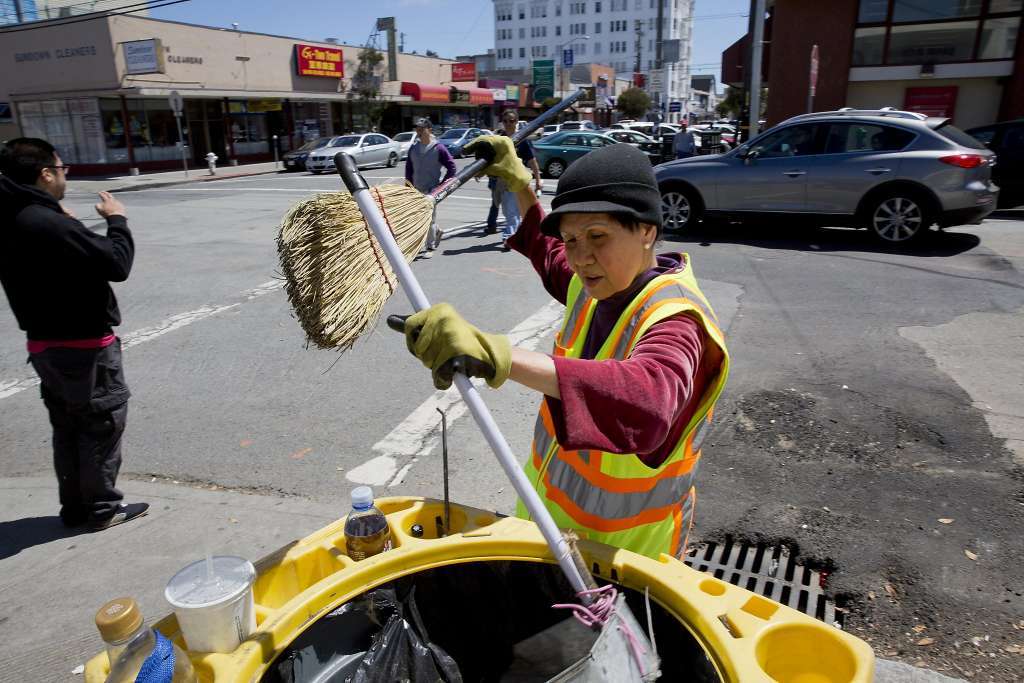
278, 185, 434, 350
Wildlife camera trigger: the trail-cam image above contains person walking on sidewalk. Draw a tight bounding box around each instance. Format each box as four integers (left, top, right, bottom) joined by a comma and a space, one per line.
493, 110, 542, 251
673, 123, 697, 160
0, 138, 149, 530
404, 118, 457, 254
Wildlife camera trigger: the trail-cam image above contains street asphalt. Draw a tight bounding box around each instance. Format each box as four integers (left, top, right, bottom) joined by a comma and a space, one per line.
1, 160, 1021, 680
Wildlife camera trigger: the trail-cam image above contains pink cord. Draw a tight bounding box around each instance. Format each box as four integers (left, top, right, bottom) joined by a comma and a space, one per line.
552, 585, 651, 675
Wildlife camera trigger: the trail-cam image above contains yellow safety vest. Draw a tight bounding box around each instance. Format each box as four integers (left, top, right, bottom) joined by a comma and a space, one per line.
516, 254, 729, 559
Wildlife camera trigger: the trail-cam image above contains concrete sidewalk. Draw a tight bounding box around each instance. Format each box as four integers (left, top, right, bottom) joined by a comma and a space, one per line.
67, 160, 283, 195
0, 475, 965, 682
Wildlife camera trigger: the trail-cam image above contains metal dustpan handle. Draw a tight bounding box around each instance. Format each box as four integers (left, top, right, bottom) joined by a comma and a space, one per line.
336, 152, 589, 597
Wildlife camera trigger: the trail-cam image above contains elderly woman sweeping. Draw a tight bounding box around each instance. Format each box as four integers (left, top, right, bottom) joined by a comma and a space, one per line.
402, 139, 729, 560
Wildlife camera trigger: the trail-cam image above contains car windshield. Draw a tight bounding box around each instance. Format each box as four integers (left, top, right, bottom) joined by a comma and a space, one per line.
297, 137, 329, 151
394, 132, 414, 141
543, 125, 559, 132
440, 129, 467, 139
331, 136, 361, 147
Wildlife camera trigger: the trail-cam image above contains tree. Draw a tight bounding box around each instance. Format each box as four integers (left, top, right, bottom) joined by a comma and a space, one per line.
425, 50, 439, 58
616, 87, 650, 120
353, 47, 386, 129
716, 86, 743, 119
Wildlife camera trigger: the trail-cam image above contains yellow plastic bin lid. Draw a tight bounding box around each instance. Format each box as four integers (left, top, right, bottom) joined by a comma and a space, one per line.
85, 497, 874, 682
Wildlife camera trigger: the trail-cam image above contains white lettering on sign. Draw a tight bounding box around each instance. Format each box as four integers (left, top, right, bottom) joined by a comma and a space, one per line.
168, 54, 203, 64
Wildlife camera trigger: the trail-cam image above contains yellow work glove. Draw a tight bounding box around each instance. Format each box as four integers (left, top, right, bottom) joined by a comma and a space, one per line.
404, 303, 512, 390
463, 135, 532, 193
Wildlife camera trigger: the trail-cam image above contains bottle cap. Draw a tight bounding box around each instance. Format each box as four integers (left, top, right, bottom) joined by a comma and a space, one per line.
95, 597, 144, 644
351, 486, 373, 509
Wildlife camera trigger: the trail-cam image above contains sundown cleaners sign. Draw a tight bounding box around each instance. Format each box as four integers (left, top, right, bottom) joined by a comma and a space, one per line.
295, 43, 344, 78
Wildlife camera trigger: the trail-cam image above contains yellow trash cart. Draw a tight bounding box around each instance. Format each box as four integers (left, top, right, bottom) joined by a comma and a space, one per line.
85, 497, 874, 682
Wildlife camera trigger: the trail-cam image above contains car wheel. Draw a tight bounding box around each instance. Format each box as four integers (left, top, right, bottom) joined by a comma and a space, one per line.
867, 191, 931, 243
546, 159, 567, 179
661, 184, 703, 233
387, 152, 398, 168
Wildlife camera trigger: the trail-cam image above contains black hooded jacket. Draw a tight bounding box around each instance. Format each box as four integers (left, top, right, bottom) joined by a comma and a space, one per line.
0, 175, 134, 340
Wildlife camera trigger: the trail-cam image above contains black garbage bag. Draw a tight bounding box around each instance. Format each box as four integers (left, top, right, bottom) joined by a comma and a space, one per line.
349, 586, 462, 683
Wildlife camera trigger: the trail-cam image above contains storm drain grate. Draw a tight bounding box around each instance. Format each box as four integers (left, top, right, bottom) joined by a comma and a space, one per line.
684, 540, 843, 628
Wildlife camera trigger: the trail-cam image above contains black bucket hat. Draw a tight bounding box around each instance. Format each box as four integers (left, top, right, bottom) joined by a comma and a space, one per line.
539, 143, 662, 238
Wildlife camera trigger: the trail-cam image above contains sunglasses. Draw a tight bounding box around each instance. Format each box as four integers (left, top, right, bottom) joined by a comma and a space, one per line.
46, 165, 72, 175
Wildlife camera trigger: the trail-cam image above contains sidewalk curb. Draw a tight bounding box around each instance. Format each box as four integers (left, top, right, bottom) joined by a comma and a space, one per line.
107, 168, 281, 193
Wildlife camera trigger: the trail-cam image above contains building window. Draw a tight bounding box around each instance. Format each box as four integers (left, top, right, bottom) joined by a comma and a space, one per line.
990, 0, 1023, 11
888, 21, 979, 64
594, 41, 602, 53
520, 47, 526, 58
979, 16, 1020, 59
852, 26, 886, 65
519, 5, 526, 19
595, 22, 601, 32
520, 27, 526, 38
578, 43, 586, 54
892, 0, 982, 22
556, 25, 562, 35
857, 0, 888, 23
555, 3, 562, 16
595, 0, 602, 11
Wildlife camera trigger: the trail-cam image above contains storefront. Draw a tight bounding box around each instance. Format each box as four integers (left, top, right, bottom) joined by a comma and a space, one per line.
396, 82, 495, 129
0, 15, 458, 174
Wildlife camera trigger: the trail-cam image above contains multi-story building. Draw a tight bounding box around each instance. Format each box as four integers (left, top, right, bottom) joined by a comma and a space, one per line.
492, 0, 694, 121
1, 0, 149, 25
723, 0, 1024, 130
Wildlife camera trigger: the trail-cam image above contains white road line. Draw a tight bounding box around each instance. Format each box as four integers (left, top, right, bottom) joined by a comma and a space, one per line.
0, 280, 284, 402
344, 300, 564, 487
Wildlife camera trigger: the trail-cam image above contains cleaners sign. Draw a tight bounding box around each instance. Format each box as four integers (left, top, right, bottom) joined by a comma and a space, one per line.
295, 43, 344, 78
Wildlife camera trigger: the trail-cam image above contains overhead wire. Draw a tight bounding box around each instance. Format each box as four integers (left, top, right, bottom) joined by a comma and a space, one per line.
0, 0, 191, 33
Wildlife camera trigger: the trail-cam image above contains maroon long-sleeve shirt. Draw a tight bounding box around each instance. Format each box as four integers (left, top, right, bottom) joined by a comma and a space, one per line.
507, 203, 713, 468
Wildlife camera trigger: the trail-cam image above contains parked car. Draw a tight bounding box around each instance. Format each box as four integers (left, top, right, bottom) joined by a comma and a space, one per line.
436, 127, 488, 158
655, 108, 999, 243
604, 129, 661, 161
560, 120, 599, 132
533, 131, 620, 178
539, 124, 562, 138
305, 133, 400, 173
281, 136, 333, 172
393, 131, 416, 160
966, 119, 1024, 208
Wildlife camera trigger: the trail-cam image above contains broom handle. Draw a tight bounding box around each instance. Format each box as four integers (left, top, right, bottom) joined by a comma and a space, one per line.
337, 153, 590, 598
430, 88, 586, 204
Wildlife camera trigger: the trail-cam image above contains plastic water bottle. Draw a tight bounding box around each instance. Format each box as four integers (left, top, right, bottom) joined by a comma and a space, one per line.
344, 486, 392, 560
95, 597, 197, 683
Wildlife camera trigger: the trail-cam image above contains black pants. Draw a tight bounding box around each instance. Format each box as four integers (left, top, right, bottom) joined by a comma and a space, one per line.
28, 339, 130, 523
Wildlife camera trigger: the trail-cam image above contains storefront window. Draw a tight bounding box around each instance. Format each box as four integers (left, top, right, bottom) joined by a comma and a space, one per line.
18, 99, 106, 164
143, 100, 184, 161
231, 113, 269, 155
979, 16, 1020, 59
100, 99, 131, 164
892, 0, 981, 22
857, 0, 888, 23
887, 21, 978, 64
989, 0, 1023, 12
852, 26, 887, 65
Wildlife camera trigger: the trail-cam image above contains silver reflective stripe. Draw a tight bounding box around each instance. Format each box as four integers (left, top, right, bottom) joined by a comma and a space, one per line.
546, 455, 697, 521
532, 414, 554, 468
689, 417, 710, 454
608, 282, 718, 360
561, 289, 592, 343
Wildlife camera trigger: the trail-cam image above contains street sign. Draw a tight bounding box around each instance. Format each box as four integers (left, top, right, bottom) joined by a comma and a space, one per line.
649, 69, 664, 93
669, 101, 682, 112
809, 44, 819, 97
533, 59, 555, 101
168, 90, 183, 116
562, 49, 573, 68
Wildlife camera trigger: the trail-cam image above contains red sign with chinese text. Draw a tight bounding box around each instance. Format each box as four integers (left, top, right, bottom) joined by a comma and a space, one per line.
452, 62, 476, 82
295, 43, 344, 78
903, 86, 958, 119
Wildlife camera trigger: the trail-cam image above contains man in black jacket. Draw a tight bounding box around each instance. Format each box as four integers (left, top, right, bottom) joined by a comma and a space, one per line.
1, 138, 148, 530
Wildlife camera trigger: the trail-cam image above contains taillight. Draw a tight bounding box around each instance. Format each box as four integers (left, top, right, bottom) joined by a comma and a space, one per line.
939, 154, 986, 168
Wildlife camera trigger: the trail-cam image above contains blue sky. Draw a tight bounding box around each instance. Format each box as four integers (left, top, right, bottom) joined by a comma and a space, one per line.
150, 0, 749, 90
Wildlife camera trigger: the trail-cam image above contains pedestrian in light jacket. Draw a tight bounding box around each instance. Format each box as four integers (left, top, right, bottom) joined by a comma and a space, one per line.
404, 118, 457, 254
0, 137, 149, 530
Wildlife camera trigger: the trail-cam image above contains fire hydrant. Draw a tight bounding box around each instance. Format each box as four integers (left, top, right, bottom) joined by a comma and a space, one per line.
205, 152, 218, 175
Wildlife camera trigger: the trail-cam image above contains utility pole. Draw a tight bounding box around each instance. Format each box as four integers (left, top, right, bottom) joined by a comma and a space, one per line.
634, 20, 643, 74
655, 0, 664, 115
748, 0, 766, 137
14, 0, 24, 22
399, 32, 405, 53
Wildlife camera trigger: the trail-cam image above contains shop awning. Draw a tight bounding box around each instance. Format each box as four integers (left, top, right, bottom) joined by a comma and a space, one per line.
400, 82, 494, 105
400, 82, 450, 103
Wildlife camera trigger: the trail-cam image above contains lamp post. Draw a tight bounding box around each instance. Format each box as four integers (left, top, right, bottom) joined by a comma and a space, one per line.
555, 35, 589, 97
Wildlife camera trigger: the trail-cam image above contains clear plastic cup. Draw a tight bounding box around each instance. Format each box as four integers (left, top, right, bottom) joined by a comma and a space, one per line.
164, 555, 256, 653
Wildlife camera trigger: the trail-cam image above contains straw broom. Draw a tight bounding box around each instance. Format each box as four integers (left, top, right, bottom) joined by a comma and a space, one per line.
277, 89, 585, 351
